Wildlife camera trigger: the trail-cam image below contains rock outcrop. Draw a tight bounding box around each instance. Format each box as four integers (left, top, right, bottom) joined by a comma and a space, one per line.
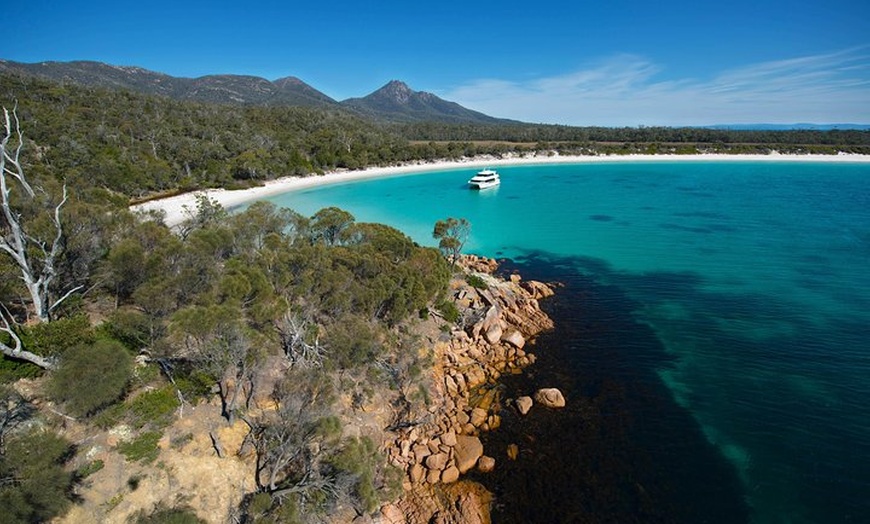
384, 255, 556, 523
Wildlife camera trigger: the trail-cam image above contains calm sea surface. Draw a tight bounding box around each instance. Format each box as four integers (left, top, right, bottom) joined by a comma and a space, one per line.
256, 161, 870, 523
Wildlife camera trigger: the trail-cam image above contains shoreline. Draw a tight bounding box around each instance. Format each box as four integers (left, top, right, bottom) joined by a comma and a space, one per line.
130, 152, 870, 227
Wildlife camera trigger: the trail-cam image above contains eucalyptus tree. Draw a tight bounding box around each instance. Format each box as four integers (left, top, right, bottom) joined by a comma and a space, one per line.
169, 304, 262, 425
432, 217, 471, 266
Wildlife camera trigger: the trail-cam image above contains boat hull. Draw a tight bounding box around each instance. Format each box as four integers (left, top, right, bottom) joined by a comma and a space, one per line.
468, 180, 500, 189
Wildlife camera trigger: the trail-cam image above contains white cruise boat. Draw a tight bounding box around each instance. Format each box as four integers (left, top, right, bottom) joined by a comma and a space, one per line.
468, 168, 500, 189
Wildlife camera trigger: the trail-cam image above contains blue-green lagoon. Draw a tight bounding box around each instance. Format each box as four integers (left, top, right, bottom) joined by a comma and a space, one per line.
256, 161, 870, 523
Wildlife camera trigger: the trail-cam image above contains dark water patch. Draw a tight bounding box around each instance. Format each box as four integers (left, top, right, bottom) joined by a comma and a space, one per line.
793, 277, 828, 291
673, 211, 732, 220
589, 214, 615, 222
799, 254, 830, 265
506, 196, 521, 200
474, 254, 750, 524
833, 290, 870, 312
760, 217, 785, 227
674, 187, 716, 198
610, 177, 637, 190
659, 223, 713, 234
705, 223, 739, 233
603, 263, 870, 523
793, 263, 835, 278
697, 247, 720, 255
482, 248, 870, 524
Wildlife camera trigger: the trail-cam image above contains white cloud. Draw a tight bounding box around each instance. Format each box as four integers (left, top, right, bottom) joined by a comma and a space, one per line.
441, 48, 870, 126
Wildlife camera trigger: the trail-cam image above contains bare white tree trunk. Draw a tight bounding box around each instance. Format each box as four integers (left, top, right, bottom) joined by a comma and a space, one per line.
0, 106, 79, 369
0, 305, 55, 369
276, 311, 326, 369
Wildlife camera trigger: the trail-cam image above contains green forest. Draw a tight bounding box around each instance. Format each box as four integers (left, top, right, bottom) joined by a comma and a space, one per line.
1, 70, 869, 522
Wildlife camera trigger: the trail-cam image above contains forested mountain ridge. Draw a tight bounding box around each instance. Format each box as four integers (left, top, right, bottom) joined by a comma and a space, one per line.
0, 59, 339, 107
0, 59, 510, 123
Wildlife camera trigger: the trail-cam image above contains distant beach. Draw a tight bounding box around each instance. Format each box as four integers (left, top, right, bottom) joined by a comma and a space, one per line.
131, 152, 870, 227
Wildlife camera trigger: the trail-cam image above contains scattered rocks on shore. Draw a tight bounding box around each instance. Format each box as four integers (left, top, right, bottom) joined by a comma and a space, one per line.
534, 388, 566, 408
387, 255, 556, 489
515, 396, 533, 415
477, 455, 496, 473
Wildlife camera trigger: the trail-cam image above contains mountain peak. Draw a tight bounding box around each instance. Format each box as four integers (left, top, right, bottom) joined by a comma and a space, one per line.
342, 80, 510, 124
376, 80, 414, 104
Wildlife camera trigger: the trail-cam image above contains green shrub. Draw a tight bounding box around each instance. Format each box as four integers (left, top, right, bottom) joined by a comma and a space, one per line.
22, 314, 95, 357
100, 309, 151, 351
76, 459, 105, 479
131, 363, 161, 388
128, 385, 180, 429
323, 315, 382, 370
0, 430, 75, 523
175, 369, 216, 401
48, 339, 133, 417
0, 354, 43, 382
465, 274, 488, 290
91, 403, 126, 430
246, 492, 273, 518
131, 503, 206, 524
329, 437, 381, 513
117, 431, 162, 463
435, 300, 460, 324
328, 435, 402, 511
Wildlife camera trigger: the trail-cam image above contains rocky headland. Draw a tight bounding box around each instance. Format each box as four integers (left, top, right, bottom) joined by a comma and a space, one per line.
378, 255, 559, 523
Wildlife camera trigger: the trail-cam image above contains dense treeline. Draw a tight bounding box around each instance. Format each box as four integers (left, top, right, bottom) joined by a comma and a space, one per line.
392, 122, 870, 146
3, 72, 868, 203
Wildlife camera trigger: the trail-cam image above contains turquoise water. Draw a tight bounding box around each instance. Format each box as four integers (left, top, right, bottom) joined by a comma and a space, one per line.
256, 162, 870, 523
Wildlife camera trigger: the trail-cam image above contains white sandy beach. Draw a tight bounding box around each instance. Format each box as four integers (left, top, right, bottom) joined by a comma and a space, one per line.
131, 152, 870, 227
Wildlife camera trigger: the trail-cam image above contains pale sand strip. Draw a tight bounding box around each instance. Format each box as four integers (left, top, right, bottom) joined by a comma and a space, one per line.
131, 152, 870, 227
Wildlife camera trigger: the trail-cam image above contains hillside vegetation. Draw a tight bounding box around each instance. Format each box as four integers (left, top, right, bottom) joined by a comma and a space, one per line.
2, 189, 452, 521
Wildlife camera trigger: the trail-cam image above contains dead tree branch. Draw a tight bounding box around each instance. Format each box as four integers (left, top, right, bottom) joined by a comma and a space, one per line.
0, 106, 80, 368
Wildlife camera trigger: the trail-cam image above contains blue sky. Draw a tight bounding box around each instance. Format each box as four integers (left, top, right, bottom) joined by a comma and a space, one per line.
3, 0, 869, 126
